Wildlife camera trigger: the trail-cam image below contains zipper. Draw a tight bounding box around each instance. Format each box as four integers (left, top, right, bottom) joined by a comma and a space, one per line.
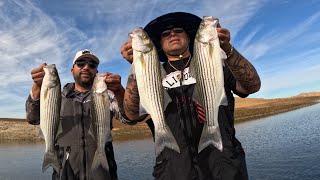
80, 102, 87, 180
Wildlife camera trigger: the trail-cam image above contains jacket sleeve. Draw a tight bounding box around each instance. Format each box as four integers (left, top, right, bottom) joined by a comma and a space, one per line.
25, 95, 40, 125
224, 66, 249, 98
108, 90, 137, 125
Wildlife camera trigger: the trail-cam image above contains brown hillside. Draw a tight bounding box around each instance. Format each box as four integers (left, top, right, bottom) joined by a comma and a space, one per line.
1, 95, 320, 142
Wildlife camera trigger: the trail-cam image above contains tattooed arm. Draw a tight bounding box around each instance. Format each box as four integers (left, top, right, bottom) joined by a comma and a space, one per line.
217, 26, 261, 95
124, 74, 148, 121
225, 46, 261, 94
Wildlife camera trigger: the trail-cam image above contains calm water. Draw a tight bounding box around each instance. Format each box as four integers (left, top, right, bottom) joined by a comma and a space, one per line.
1, 104, 320, 180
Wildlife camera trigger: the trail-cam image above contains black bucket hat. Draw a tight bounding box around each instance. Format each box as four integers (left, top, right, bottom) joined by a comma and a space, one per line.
144, 12, 201, 62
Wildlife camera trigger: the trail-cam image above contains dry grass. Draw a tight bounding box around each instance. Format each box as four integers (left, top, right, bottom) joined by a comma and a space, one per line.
234, 96, 320, 122
1, 95, 319, 143
112, 119, 152, 141
0, 118, 43, 143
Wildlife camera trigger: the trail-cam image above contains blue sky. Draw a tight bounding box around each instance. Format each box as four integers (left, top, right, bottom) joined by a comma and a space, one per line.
1, 0, 320, 118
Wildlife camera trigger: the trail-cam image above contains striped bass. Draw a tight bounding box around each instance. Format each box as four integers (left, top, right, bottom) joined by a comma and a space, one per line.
190, 16, 228, 153
130, 27, 180, 156
91, 73, 111, 171
40, 64, 61, 172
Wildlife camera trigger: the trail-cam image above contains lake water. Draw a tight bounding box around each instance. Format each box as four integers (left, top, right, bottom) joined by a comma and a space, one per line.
1, 104, 320, 180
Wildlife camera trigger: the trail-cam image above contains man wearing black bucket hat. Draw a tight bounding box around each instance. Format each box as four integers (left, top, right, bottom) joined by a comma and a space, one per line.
121, 12, 260, 180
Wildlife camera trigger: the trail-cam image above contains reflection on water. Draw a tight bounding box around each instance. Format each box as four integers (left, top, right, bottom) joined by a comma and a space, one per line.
114, 139, 154, 180
0, 140, 155, 180
0, 143, 52, 180
1, 104, 320, 180
236, 103, 320, 180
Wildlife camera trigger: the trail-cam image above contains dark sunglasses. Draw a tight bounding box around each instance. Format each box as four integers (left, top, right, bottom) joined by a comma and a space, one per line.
161, 28, 185, 38
75, 60, 98, 69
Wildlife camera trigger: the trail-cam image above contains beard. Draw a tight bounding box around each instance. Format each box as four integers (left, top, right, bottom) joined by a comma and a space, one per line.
73, 71, 95, 89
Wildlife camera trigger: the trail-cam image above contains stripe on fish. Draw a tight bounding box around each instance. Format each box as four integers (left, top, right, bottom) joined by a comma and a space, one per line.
130, 27, 180, 156
40, 64, 61, 172
190, 16, 228, 153
91, 74, 111, 171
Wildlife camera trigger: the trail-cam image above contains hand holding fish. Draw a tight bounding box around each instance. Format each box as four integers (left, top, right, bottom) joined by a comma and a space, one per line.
120, 39, 133, 63
216, 25, 233, 57
104, 72, 124, 94
30, 63, 47, 100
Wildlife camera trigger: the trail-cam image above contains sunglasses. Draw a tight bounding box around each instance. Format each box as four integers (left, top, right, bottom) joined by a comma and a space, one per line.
161, 28, 185, 38
75, 60, 98, 69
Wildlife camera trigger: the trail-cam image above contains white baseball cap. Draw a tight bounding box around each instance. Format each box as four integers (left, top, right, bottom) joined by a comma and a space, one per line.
73, 49, 100, 64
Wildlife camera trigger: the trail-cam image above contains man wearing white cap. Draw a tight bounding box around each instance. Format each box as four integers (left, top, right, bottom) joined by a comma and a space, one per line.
26, 49, 132, 180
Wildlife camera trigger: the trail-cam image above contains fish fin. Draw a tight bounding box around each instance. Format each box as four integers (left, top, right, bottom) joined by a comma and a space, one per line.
91, 148, 109, 171
42, 151, 60, 173
55, 121, 63, 140
163, 90, 172, 110
38, 127, 45, 140
188, 59, 197, 80
219, 47, 227, 60
219, 93, 228, 106
160, 64, 167, 79
88, 126, 96, 140
154, 126, 180, 156
192, 85, 204, 106
198, 124, 223, 153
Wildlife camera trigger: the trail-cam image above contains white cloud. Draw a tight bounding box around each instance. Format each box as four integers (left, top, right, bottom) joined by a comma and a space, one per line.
241, 11, 320, 60
258, 63, 320, 97
51, 0, 268, 62
239, 25, 264, 49
254, 45, 320, 98
2, 0, 319, 117
199, 0, 267, 37
0, 0, 87, 118
238, 11, 320, 98
0, 0, 271, 118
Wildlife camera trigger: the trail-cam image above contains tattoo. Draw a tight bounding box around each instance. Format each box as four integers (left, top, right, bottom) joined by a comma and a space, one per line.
124, 74, 141, 119
113, 87, 127, 119
225, 49, 261, 93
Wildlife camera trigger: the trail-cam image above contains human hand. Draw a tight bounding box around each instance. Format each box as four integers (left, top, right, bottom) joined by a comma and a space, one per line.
104, 72, 124, 93
120, 39, 133, 64
30, 63, 46, 100
216, 24, 233, 55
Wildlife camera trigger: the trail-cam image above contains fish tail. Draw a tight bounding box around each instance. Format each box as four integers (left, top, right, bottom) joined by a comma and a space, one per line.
91, 148, 109, 171
154, 127, 180, 156
198, 124, 223, 153
42, 151, 60, 173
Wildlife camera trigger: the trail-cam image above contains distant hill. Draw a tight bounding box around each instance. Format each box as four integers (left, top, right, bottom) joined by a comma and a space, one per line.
235, 91, 320, 108
0, 118, 24, 122
1, 94, 320, 142
296, 91, 320, 97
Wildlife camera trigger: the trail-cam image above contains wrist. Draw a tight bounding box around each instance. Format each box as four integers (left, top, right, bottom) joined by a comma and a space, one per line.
31, 83, 41, 100
114, 86, 125, 98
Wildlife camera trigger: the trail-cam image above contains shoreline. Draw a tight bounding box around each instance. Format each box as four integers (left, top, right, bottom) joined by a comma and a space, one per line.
1, 96, 319, 143
234, 101, 318, 123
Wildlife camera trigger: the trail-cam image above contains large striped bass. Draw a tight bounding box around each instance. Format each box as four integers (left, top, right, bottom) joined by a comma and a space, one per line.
190, 16, 228, 153
91, 73, 111, 171
40, 64, 61, 172
130, 27, 180, 156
